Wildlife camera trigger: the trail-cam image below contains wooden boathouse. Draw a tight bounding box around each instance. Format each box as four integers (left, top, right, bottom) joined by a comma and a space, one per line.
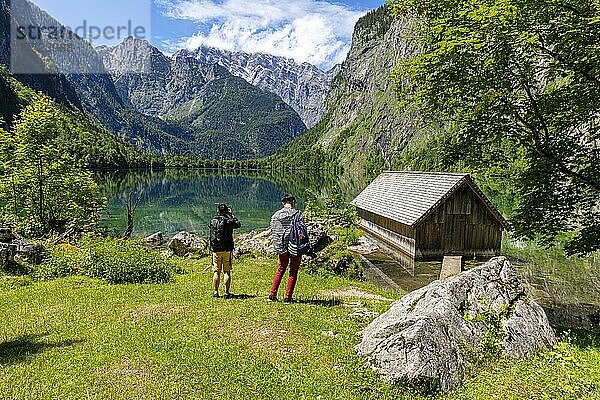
351, 171, 509, 261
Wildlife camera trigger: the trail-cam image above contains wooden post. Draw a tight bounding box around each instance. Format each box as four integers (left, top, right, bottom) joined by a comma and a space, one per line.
440, 256, 463, 281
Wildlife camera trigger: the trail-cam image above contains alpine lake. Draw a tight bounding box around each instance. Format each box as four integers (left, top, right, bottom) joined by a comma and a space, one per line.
96, 169, 600, 329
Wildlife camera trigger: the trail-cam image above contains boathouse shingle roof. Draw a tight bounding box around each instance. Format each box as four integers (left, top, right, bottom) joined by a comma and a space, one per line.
351, 171, 508, 228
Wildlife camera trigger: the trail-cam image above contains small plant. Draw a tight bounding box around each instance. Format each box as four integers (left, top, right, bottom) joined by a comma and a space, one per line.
34, 243, 93, 280
461, 300, 509, 365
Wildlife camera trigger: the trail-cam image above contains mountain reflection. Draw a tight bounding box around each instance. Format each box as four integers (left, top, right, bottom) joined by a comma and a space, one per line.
96, 170, 310, 237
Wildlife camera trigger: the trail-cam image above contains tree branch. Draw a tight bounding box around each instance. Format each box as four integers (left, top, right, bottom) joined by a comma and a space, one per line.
513, 106, 600, 191
536, 44, 600, 86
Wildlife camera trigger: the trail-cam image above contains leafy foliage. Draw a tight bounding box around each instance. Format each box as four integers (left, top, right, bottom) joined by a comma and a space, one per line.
390, 0, 600, 254
0, 65, 154, 169
37, 236, 174, 284
305, 190, 358, 232
0, 97, 104, 236
303, 191, 362, 278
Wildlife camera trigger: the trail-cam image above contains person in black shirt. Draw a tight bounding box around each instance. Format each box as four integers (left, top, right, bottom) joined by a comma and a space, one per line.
209, 203, 241, 298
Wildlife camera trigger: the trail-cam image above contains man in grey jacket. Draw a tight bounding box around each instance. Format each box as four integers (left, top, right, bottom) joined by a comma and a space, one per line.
268, 194, 301, 304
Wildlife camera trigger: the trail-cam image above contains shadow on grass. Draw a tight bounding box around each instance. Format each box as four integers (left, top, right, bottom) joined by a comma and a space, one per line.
294, 297, 342, 307
224, 294, 257, 300
0, 334, 83, 365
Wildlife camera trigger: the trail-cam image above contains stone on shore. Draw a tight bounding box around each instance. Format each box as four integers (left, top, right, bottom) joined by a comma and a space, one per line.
145, 232, 164, 246
355, 257, 556, 392
168, 232, 207, 257
11, 238, 46, 265
0, 230, 46, 269
348, 236, 380, 255
0, 243, 16, 270
233, 229, 273, 258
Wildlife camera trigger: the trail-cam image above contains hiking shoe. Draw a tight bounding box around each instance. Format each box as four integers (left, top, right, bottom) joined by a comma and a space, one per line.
267, 295, 278, 302
223, 293, 232, 299
212, 292, 219, 298
283, 298, 293, 305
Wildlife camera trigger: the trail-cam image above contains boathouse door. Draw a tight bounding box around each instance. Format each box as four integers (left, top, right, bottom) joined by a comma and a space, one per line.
444, 215, 467, 254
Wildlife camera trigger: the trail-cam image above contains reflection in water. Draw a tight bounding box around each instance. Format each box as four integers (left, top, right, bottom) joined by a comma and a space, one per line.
515, 261, 600, 329
365, 251, 440, 293
96, 170, 310, 237
365, 245, 600, 329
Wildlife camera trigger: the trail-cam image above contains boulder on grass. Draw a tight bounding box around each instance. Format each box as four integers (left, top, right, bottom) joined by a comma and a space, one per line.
145, 232, 164, 246
11, 238, 46, 265
233, 229, 273, 258
355, 257, 556, 392
306, 221, 330, 251
168, 232, 207, 257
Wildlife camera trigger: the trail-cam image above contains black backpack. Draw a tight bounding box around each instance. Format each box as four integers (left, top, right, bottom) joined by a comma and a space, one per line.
288, 212, 310, 257
210, 216, 227, 249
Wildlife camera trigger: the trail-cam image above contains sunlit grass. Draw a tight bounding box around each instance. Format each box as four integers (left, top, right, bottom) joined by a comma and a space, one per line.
1, 254, 600, 399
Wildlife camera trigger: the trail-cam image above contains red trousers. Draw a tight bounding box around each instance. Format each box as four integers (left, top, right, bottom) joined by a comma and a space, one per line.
270, 253, 301, 300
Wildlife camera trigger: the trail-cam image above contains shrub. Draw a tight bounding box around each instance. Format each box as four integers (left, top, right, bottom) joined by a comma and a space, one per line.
36, 236, 174, 284
303, 242, 363, 279
85, 237, 173, 284
34, 243, 93, 281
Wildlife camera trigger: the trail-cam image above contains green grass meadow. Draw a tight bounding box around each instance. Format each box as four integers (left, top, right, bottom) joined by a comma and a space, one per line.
2, 255, 600, 399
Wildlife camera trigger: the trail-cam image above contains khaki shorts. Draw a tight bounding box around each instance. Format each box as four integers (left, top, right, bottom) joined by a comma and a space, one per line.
212, 251, 232, 274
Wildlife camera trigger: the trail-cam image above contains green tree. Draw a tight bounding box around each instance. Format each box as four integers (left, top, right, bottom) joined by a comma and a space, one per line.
0, 96, 103, 236
390, 0, 600, 253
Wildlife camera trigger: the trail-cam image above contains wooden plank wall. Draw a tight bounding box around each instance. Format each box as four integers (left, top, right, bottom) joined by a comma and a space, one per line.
357, 217, 416, 258
416, 185, 502, 259
358, 209, 415, 238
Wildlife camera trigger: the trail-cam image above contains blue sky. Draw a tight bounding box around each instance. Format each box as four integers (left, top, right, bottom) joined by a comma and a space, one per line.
31, 0, 384, 70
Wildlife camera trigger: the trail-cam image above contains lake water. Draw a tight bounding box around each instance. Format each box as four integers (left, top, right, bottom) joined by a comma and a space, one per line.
96, 169, 317, 237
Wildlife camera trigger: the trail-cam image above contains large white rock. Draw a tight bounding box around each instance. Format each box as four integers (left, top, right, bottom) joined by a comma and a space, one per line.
168, 232, 207, 257
355, 257, 556, 392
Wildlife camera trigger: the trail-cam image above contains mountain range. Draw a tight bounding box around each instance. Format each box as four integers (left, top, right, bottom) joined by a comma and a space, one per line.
1, 0, 413, 173
1, 0, 335, 160
191, 46, 339, 128
97, 37, 307, 159
97, 39, 337, 131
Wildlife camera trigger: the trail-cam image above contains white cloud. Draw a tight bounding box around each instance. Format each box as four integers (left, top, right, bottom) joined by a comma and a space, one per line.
158, 0, 367, 70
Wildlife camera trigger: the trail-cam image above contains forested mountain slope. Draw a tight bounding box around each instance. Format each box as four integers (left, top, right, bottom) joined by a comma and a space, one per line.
0, 65, 152, 168
272, 6, 422, 193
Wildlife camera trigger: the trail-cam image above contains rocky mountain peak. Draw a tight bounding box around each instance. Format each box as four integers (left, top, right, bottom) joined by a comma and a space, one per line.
97, 36, 170, 75
188, 45, 338, 128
